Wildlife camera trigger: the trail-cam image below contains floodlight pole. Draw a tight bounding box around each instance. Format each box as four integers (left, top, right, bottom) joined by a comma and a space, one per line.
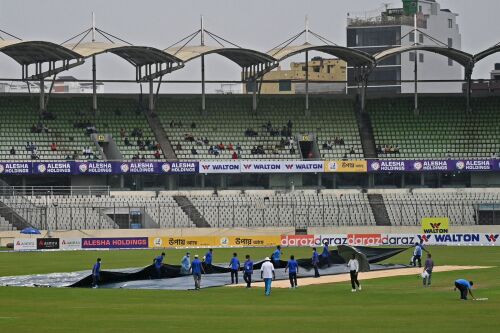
413, 13, 419, 115
305, 51, 310, 116
305, 15, 310, 116
201, 15, 206, 113
92, 12, 98, 112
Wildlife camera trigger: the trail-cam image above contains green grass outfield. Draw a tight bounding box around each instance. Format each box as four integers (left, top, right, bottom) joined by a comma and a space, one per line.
0, 246, 498, 333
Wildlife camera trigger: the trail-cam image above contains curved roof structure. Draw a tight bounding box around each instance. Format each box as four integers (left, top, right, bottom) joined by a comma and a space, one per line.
375, 45, 473, 68
474, 45, 500, 64
0, 40, 81, 65
166, 45, 276, 67
268, 43, 374, 67
65, 42, 182, 66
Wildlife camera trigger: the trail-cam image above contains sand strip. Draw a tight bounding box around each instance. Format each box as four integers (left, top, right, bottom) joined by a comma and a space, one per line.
229, 265, 492, 289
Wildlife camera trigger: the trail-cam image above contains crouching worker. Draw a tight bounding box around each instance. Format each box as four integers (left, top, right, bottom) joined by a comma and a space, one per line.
454, 279, 476, 300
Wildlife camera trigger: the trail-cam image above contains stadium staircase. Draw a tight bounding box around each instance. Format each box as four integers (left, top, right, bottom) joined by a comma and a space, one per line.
145, 110, 178, 161
356, 111, 378, 158
0, 201, 32, 230
367, 194, 391, 226
172, 196, 210, 227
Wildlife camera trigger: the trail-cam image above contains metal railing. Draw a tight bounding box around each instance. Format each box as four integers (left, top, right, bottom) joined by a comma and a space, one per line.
0, 186, 110, 197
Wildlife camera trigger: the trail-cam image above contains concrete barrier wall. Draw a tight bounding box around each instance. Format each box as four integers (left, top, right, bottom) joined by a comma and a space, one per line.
3, 226, 500, 247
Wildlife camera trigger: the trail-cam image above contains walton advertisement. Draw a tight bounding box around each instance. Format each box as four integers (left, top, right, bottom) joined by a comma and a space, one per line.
421, 217, 450, 234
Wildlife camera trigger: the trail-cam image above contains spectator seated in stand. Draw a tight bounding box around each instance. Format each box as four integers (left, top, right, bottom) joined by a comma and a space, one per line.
232, 151, 238, 160
323, 141, 333, 150
85, 125, 97, 135
184, 133, 195, 142
10, 147, 16, 155
218, 142, 225, 150
31, 149, 39, 160
140, 155, 146, 162
244, 128, 258, 137
191, 147, 198, 155
50, 142, 57, 151
65, 155, 71, 160
124, 137, 131, 146
290, 146, 296, 155
120, 128, 127, 138
196, 138, 204, 146
154, 150, 161, 159
176, 142, 182, 151
191, 122, 196, 129
203, 137, 210, 145
132, 153, 140, 160
236, 143, 242, 151
227, 143, 234, 151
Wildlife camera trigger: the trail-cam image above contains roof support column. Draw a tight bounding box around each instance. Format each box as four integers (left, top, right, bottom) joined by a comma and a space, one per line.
92, 55, 97, 112
465, 65, 473, 113
413, 13, 419, 116
201, 54, 206, 114
252, 78, 257, 112
39, 77, 45, 113
149, 78, 154, 112
305, 50, 310, 116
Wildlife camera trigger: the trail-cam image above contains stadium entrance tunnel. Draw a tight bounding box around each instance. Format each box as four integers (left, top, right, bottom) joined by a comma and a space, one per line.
0, 246, 408, 290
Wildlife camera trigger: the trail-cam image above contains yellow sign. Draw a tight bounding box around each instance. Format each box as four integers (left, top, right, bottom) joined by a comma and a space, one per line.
324, 160, 367, 173
148, 237, 215, 248
149, 236, 282, 248
219, 236, 281, 247
421, 217, 450, 234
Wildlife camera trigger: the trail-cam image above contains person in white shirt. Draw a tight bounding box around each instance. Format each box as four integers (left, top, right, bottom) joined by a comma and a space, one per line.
347, 253, 361, 292
260, 257, 275, 296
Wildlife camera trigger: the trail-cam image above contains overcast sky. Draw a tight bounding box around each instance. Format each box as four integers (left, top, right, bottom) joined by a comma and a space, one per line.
1, 0, 499, 93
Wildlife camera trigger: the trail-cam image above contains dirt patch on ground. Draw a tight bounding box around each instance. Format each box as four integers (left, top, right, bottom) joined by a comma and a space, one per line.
231, 266, 492, 289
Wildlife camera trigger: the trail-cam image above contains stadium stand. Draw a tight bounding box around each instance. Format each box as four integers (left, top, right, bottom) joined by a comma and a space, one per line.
379, 188, 500, 226
0, 216, 14, 231
156, 96, 363, 160
15, 193, 193, 230
186, 190, 375, 228
369, 96, 500, 159
2, 188, 498, 230
0, 96, 163, 161
0, 96, 100, 161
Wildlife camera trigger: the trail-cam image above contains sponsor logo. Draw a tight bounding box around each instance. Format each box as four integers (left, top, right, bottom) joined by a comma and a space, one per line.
161, 163, 171, 173
433, 234, 480, 243
485, 234, 499, 242
79, 163, 88, 173
327, 162, 337, 171
347, 234, 382, 246
281, 235, 315, 247
456, 161, 465, 170
36, 238, 60, 250
37, 164, 47, 173
120, 164, 129, 173
417, 234, 432, 243
153, 237, 163, 247
422, 217, 449, 234
413, 161, 423, 171
219, 237, 229, 246
370, 161, 381, 171
82, 237, 148, 248
0, 164, 4, 173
